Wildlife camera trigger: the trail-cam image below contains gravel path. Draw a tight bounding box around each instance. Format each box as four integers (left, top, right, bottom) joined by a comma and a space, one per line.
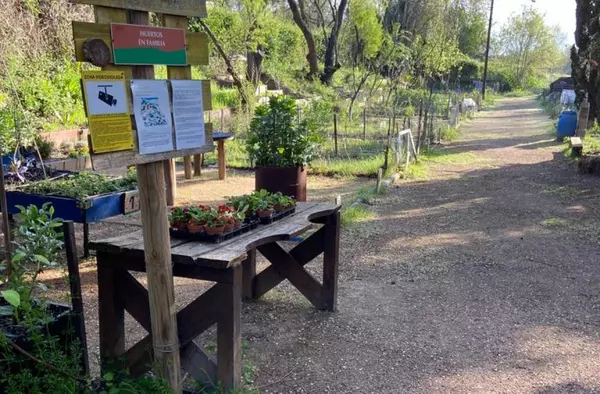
246, 98, 600, 393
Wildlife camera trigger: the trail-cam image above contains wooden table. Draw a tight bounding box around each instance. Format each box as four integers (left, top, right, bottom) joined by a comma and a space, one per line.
89, 202, 340, 389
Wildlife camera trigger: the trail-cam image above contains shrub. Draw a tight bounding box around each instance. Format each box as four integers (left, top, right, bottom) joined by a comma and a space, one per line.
247, 96, 319, 167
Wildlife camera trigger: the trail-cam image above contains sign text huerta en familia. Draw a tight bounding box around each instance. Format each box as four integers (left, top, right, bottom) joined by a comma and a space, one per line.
110, 23, 188, 66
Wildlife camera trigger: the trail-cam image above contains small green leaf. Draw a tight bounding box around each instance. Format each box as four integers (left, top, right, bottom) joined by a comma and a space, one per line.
104, 372, 114, 382
1, 290, 20, 308
33, 255, 50, 264
11, 253, 26, 263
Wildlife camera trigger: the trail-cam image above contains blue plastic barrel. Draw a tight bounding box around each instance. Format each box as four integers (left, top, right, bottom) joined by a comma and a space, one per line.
557, 111, 578, 138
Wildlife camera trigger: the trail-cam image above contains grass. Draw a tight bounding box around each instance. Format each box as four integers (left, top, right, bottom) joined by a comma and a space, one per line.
421, 149, 480, 165
341, 204, 375, 228
541, 217, 568, 227
311, 155, 384, 178
440, 127, 460, 142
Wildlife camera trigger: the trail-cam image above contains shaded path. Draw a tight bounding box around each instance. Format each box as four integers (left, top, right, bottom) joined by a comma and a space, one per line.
248, 98, 600, 393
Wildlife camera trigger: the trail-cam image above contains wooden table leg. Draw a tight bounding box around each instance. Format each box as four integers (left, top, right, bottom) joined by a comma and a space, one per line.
217, 140, 226, 180
217, 265, 242, 388
242, 249, 256, 300
184, 156, 193, 180
322, 211, 340, 311
97, 254, 125, 373
193, 154, 202, 176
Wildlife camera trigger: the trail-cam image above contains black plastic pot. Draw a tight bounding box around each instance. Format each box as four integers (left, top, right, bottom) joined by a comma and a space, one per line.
1, 301, 77, 377
255, 166, 307, 202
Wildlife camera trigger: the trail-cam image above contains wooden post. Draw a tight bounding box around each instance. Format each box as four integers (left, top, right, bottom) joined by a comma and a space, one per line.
218, 140, 226, 180
0, 162, 11, 263
362, 109, 367, 140
183, 156, 192, 179
217, 265, 242, 387
193, 154, 202, 176
376, 168, 383, 193
63, 221, 90, 375
128, 10, 181, 392
333, 113, 339, 158
164, 159, 177, 206
322, 211, 340, 311
242, 249, 256, 300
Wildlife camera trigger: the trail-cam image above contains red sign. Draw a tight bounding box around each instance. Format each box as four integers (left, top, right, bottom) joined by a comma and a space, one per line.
110, 23, 187, 66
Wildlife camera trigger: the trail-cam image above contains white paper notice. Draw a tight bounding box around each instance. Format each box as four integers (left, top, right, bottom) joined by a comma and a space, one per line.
131, 80, 174, 155
171, 80, 205, 149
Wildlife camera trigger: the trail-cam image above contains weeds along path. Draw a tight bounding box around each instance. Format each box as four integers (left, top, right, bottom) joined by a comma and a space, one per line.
246, 97, 600, 393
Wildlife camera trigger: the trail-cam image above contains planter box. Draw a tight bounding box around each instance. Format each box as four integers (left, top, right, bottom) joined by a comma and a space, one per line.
4, 190, 133, 223
45, 157, 92, 172
255, 166, 307, 202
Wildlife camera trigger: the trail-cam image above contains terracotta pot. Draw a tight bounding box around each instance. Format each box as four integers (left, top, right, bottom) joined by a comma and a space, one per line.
274, 204, 284, 213
224, 222, 234, 233
206, 225, 225, 236
234, 220, 242, 229
255, 166, 307, 202
171, 222, 186, 231
187, 222, 204, 234
257, 209, 274, 218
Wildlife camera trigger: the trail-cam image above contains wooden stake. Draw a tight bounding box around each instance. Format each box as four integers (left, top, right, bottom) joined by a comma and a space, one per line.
164, 159, 177, 206
183, 156, 192, 180
218, 140, 226, 180
128, 10, 181, 392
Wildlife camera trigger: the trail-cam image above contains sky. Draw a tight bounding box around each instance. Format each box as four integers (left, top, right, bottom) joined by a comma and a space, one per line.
493, 0, 577, 45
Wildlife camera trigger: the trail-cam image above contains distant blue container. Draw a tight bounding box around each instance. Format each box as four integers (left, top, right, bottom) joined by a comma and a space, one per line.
557, 111, 578, 138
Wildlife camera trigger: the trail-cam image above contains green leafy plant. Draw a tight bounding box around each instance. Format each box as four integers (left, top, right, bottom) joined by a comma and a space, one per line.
17, 169, 138, 202
247, 96, 318, 168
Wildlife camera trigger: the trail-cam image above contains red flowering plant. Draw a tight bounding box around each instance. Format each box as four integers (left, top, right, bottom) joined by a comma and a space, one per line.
168, 207, 189, 230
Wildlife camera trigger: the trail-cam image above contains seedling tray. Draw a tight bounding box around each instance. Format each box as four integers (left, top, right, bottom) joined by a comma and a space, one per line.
170, 219, 260, 244
258, 207, 296, 225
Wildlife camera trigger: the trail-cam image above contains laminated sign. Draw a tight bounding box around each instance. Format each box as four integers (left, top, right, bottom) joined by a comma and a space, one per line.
82, 71, 134, 154
111, 23, 187, 66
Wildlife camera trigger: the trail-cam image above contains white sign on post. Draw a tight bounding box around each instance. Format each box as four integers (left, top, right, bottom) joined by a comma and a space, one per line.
131, 80, 174, 154
171, 80, 205, 149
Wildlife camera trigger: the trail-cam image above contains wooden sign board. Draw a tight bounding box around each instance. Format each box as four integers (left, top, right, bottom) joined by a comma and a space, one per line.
81, 71, 134, 153
111, 24, 187, 66
72, 0, 207, 17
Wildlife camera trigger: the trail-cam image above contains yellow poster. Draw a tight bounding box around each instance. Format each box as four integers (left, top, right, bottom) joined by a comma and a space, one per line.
82, 71, 134, 153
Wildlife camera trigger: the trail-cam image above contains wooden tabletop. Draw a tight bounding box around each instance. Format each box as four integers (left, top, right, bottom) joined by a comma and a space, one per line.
212, 132, 234, 142
89, 202, 340, 269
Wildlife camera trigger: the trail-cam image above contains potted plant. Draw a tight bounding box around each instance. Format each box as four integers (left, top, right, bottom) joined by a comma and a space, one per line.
247, 96, 319, 201
205, 211, 228, 236
271, 192, 296, 213
232, 205, 248, 229
187, 207, 207, 234
168, 207, 189, 231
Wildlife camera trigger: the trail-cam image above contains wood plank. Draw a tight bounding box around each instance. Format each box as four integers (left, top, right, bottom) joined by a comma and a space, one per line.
164, 159, 177, 207
73, 0, 207, 18
257, 243, 324, 310
91, 142, 214, 171
217, 265, 242, 388
571, 136, 583, 148
253, 226, 326, 299
127, 9, 180, 392
194, 154, 202, 176
73, 22, 209, 66
119, 271, 151, 331
181, 343, 218, 385
91, 203, 340, 269
97, 255, 125, 372
242, 249, 257, 300
322, 211, 340, 311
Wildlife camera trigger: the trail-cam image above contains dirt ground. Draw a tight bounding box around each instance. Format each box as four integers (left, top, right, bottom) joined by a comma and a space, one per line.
18, 97, 600, 393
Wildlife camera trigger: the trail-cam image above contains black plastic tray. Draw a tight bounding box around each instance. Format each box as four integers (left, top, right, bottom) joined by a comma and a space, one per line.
257, 207, 296, 225
170, 219, 260, 244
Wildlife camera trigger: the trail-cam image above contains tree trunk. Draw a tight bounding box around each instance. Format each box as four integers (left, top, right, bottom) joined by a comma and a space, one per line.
196, 19, 248, 108
246, 47, 263, 87
321, 0, 349, 85
287, 0, 319, 78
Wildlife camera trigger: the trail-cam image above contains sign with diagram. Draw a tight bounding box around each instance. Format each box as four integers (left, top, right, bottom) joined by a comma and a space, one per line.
111, 23, 187, 66
131, 80, 174, 155
171, 80, 205, 149
82, 71, 134, 153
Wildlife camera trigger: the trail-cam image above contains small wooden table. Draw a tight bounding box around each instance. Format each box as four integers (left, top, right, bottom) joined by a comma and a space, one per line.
89, 202, 340, 389
213, 132, 234, 180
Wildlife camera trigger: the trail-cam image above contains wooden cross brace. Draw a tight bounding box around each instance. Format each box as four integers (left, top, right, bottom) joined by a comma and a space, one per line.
242, 212, 340, 312
97, 258, 242, 388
